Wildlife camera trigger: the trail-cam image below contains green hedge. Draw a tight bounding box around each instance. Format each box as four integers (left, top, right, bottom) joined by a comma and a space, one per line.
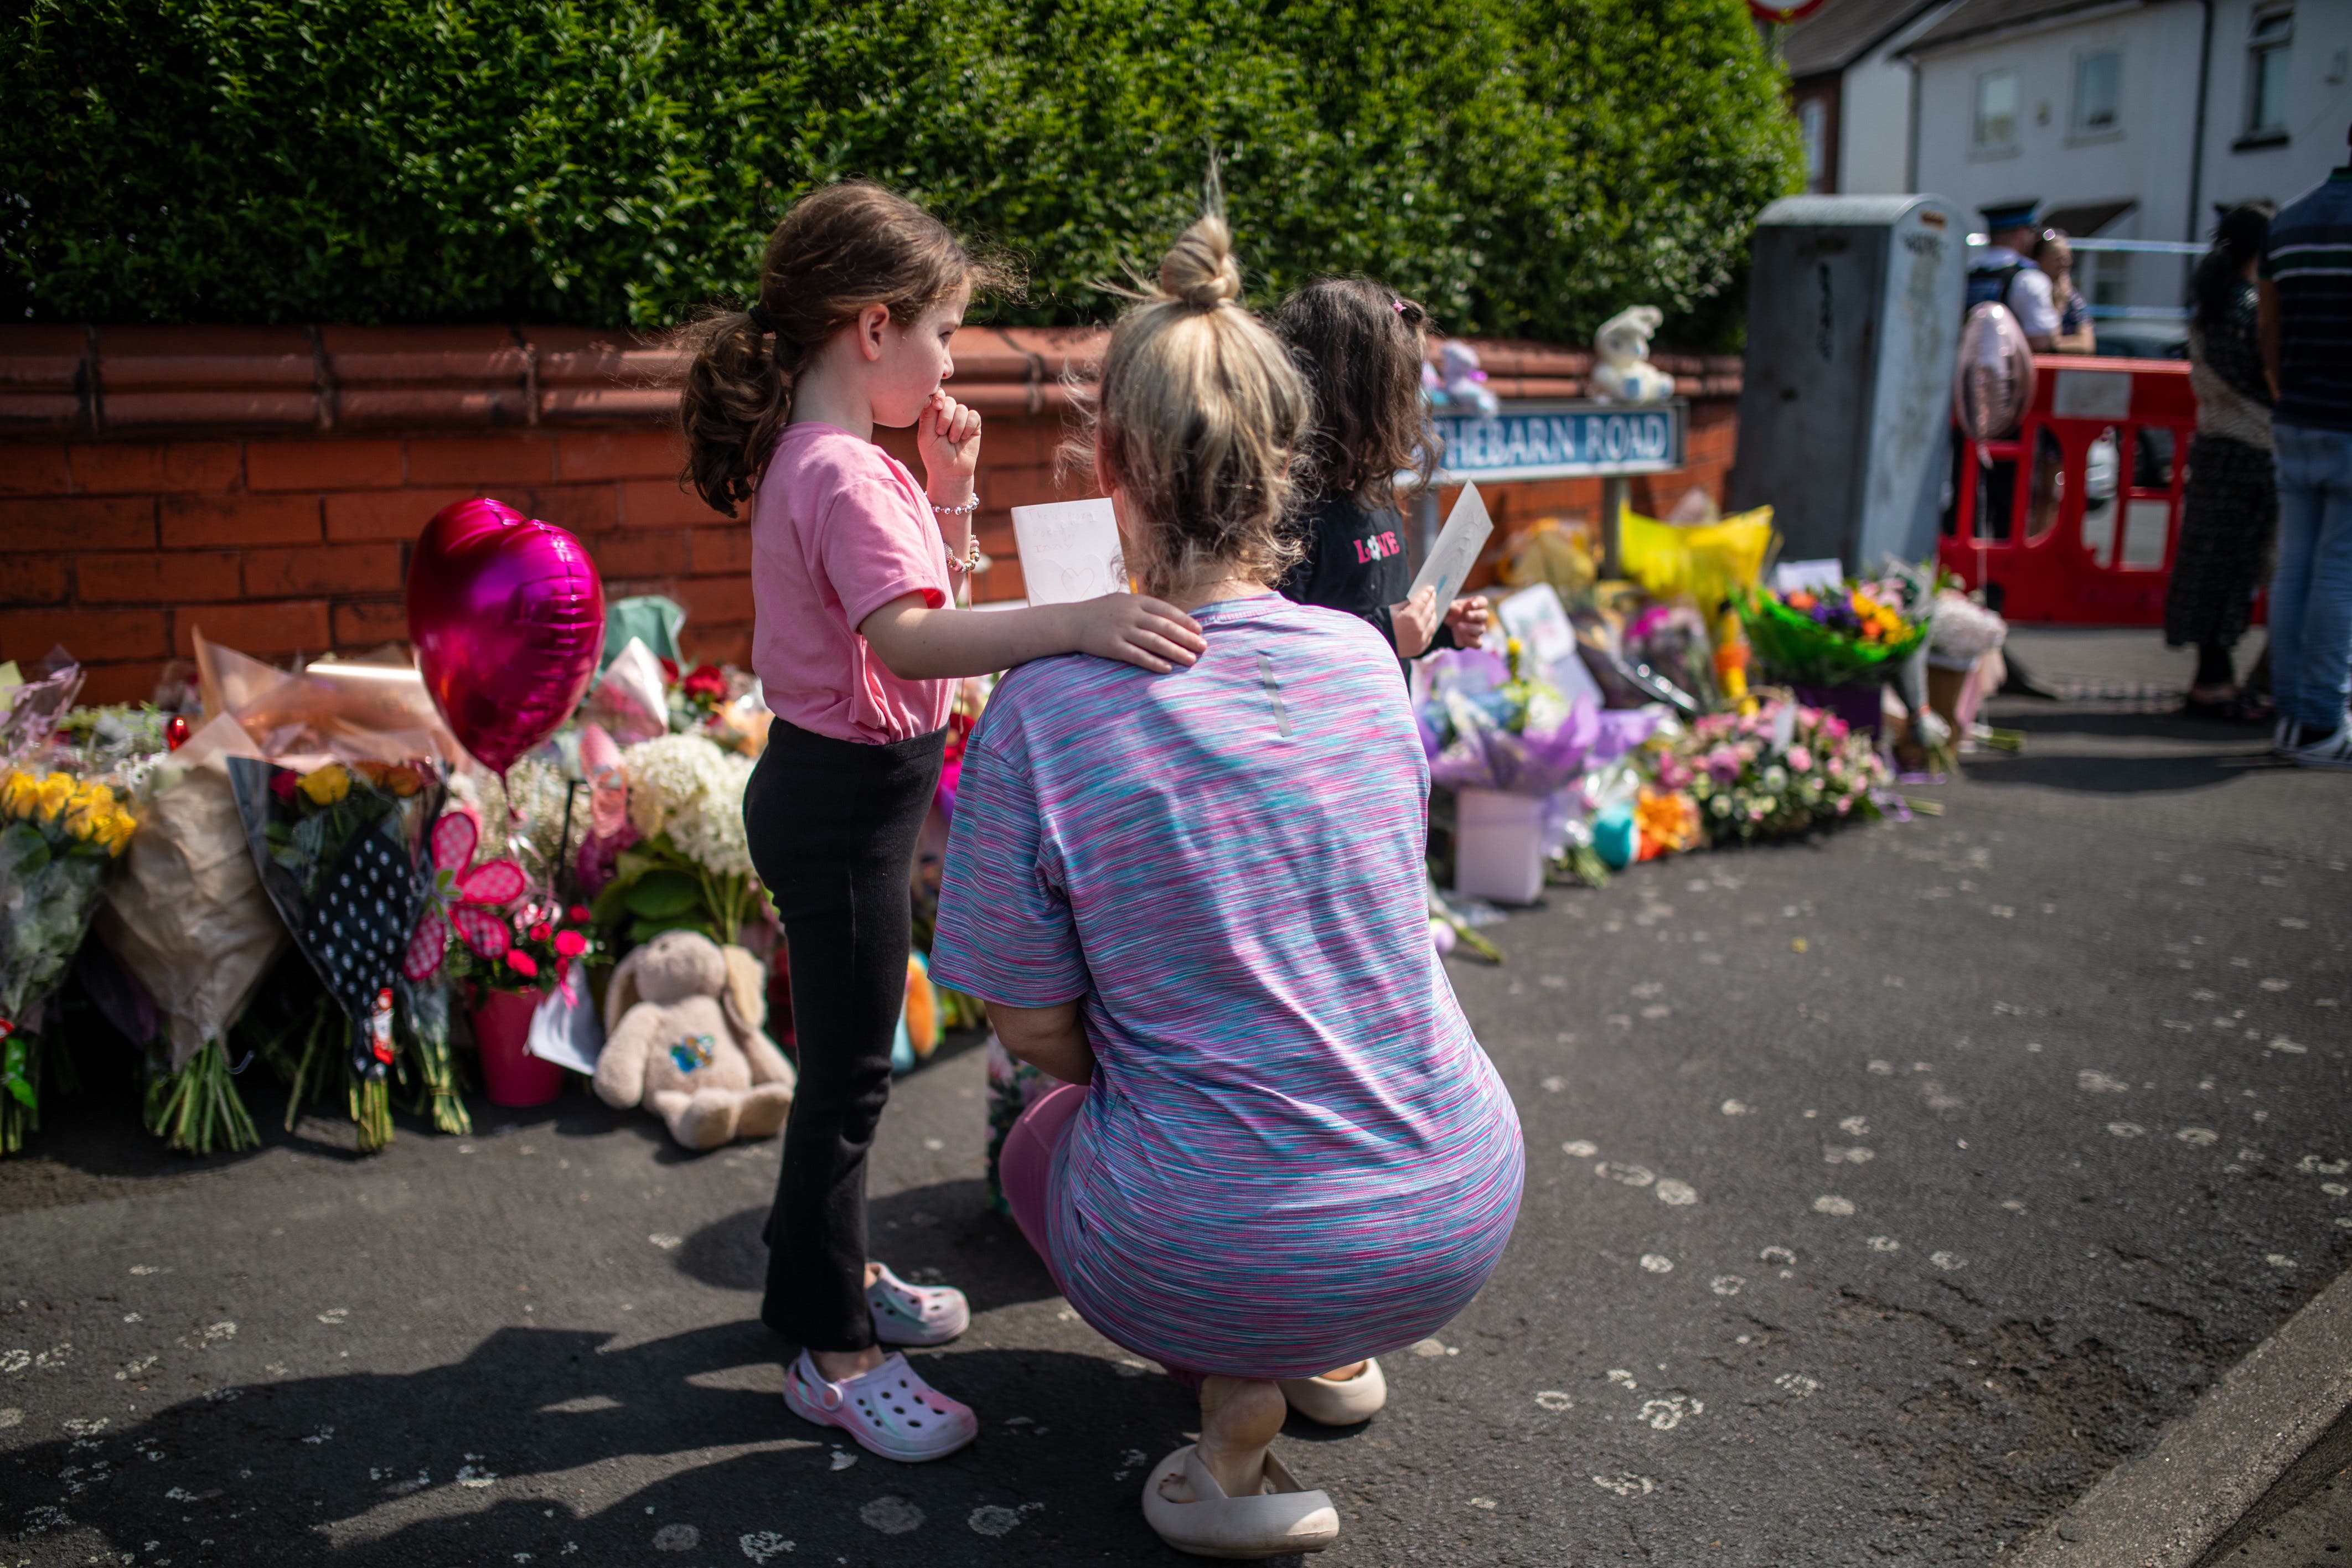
1, 0, 1801, 345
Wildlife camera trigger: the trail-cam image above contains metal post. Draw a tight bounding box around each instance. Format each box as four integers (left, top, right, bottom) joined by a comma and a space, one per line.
1600, 475, 1629, 579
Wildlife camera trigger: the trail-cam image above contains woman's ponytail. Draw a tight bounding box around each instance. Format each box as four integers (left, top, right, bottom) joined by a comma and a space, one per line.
674, 182, 1016, 518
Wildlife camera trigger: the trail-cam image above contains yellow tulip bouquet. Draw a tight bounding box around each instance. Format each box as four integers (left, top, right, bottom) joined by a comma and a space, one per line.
0, 768, 138, 1152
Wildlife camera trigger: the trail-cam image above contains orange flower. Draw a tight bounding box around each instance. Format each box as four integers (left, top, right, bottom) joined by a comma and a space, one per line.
1634, 787, 1702, 861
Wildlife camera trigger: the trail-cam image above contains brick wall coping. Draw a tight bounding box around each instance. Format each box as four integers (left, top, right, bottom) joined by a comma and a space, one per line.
0, 324, 1741, 438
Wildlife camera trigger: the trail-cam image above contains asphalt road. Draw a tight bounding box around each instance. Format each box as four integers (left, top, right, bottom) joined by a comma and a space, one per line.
4, 629, 2349, 1567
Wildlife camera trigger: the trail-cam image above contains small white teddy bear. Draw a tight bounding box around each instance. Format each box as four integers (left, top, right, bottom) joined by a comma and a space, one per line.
1590, 306, 1676, 404
593, 929, 795, 1150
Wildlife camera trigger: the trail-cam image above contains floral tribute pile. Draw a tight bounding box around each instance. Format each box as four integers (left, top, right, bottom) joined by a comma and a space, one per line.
0, 618, 983, 1161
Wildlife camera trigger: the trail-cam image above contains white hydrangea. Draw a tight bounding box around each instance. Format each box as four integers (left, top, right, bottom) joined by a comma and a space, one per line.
664, 749, 755, 878
621, 734, 752, 877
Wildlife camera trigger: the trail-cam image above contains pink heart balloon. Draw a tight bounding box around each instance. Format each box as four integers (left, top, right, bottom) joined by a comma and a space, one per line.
407, 498, 607, 775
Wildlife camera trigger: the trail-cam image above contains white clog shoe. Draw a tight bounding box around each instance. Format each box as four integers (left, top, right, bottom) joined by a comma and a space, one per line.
1140, 1443, 1340, 1559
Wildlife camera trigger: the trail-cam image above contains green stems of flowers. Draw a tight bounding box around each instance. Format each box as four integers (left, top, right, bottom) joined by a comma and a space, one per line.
143, 1039, 260, 1157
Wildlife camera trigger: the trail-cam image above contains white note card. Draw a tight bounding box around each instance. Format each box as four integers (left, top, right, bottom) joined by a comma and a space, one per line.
1774, 558, 1845, 593
1011, 498, 1129, 606
525, 985, 605, 1075
1409, 483, 1493, 609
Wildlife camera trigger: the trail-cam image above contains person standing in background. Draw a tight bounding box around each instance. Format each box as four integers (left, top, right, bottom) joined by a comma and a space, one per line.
2259, 127, 2352, 768
2168, 205, 2276, 723
2035, 230, 2097, 355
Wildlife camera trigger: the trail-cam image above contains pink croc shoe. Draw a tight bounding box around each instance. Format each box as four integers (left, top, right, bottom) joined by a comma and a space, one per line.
867, 1262, 970, 1347
784, 1351, 978, 1463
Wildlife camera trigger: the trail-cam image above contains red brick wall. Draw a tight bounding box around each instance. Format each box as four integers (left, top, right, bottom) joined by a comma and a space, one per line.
2, 406, 1740, 705
2, 325, 1739, 704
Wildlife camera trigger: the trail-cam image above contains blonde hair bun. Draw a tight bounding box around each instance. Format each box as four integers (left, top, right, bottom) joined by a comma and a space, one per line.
1157, 213, 1244, 308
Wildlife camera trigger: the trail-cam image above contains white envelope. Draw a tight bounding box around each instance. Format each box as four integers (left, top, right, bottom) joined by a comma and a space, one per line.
1409, 483, 1494, 609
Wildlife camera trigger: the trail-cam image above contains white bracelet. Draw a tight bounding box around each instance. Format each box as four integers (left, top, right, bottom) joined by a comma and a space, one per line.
931, 494, 979, 516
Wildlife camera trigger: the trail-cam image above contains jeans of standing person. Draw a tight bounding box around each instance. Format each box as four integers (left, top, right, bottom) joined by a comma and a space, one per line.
2268, 423, 2352, 734
743, 718, 946, 1353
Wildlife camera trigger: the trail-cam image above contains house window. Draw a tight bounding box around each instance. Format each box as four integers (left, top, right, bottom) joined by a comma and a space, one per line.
1799, 97, 1828, 189
2247, 9, 2292, 137
1974, 70, 2019, 148
2072, 50, 2121, 134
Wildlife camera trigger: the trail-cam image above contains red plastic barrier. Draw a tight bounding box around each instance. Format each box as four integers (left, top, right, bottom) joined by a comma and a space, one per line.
1940, 358, 2199, 624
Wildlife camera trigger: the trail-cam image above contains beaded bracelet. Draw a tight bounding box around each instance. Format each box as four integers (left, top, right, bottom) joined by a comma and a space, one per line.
930, 494, 980, 516
947, 536, 984, 575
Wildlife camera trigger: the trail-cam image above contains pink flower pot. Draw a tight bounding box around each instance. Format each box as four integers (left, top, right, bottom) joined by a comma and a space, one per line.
470, 987, 564, 1108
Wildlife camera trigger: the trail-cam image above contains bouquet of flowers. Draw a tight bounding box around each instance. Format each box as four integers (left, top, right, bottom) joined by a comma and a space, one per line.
440, 891, 604, 1003
1648, 698, 1891, 845
592, 733, 762, 945
1739, 570, 1932, 690
0, 768, 137, 1152
1419, 641, 1603, 797
228, 755, 442, 1152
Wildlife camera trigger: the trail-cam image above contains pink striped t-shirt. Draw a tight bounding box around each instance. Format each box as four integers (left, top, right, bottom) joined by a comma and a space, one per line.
750, 421, 953, 743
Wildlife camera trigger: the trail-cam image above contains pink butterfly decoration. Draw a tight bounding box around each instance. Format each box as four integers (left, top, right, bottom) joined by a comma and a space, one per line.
402, 807, 529, 982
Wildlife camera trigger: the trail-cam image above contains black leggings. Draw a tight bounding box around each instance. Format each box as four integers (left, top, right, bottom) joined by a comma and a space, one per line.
744, 718, 945, 1352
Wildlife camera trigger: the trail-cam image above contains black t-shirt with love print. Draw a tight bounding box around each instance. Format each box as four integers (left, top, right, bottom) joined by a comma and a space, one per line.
1276, 495, 1455, 659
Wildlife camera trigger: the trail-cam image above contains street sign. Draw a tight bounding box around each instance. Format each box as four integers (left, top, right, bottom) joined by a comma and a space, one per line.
1428, 399, 1686, 485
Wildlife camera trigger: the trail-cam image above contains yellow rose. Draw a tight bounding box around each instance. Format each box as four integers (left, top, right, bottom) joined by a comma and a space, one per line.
97, 809, 137, 855
0, 770, 34, 817
35, 774, 74, 822
298, 763, 351, 806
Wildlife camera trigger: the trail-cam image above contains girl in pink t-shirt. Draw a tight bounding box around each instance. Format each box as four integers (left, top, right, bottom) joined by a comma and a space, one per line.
676, 182, 1206, 1463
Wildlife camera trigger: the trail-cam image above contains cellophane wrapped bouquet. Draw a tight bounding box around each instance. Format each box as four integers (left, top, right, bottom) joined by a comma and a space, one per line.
1739, 568, 1933, 689
1419, 640, 1607, 797
590, 733, 761, 946
0, 768, 137, 1152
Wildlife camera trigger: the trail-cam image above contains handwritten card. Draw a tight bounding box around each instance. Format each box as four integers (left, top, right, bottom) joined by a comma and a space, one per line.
1409, 483, 1493, 609
1495, 583, 1602, 707
1011, 498, 1129, 606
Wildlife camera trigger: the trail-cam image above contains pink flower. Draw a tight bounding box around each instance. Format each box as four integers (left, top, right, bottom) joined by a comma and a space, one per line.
554, 929, 587, 958
1787, 746, 1813, 773
1821, 715, 1850, 741
505, 950, 539, 979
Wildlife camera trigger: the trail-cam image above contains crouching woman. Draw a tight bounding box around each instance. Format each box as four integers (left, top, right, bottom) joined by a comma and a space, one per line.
927, 201, 1523, 1560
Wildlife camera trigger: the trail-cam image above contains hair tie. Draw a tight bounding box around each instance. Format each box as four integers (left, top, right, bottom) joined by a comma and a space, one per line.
746, 301, 775, 334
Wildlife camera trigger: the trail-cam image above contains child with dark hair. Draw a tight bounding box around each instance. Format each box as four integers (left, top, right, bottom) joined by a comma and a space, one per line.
1271, 280, 1489, 661
675, 180, 1208, 1462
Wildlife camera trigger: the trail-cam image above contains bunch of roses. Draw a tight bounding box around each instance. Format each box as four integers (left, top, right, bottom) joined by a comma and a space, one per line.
1651, 702, 1889, 843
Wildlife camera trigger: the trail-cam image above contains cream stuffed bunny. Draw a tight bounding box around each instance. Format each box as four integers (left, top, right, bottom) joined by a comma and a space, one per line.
593, 930, 795, 1150
1590, 305, 1675, 403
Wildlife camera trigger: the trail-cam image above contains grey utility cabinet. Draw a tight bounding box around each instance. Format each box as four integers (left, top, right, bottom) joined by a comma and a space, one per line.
1729, 194, 1966, 572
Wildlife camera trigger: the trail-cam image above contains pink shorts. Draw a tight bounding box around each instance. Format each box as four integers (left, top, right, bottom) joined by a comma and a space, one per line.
997, 1080, 1205, 1389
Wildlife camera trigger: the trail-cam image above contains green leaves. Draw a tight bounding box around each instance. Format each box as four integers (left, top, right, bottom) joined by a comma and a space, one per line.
1, 0, 1801, 346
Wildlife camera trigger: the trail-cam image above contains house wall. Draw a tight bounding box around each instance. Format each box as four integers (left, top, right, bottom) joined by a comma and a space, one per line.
2196, 0, 2352, 217
1911, 1, 2209, 307
1837, 0, 1967, 195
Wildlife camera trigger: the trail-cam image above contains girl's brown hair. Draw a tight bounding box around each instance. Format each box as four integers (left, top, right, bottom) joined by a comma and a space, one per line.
1087, 197, 1314, 598
1270, 278, 1434, 510
676, 182, 1010, 516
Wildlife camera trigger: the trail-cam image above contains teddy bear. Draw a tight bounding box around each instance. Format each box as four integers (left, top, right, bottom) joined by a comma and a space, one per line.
593, 929, 796, 1150
1590, 305, 1676, 403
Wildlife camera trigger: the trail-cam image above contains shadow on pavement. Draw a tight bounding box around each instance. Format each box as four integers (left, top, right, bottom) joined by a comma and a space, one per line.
674, 1183, 1066, 1319
7, 1327, 1249, 1565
